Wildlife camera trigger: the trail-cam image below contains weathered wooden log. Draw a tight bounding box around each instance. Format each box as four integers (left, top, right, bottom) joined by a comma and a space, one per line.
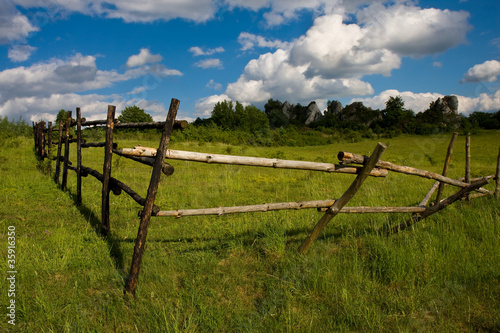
82, 142, 117, 148
126, 98, 179, 296
113, 149, 174, 176
101, 105, 115, 236
435, 132, 458, 204
495, 146, 500, 198
80, 119, 187, 129
389, 178, 489, 234
155, 199, 338, 217
62, 112, 72, 191
115, 147, 388, 177
54, 119, 64, 183
298, 142, 387, 254
76, 107, 82, 206
337, 151, 489, 194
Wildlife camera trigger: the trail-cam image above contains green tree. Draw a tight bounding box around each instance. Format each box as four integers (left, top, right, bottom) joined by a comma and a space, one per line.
235, 104, 270, 134
55, 109, 69, 125
382, 96, 414, 133
118, 105, 153, 123
211, 100, 236, 130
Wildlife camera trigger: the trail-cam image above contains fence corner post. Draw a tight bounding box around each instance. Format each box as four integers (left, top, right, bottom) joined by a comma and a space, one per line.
125, 98, 180, 296
76, 107, 82, 206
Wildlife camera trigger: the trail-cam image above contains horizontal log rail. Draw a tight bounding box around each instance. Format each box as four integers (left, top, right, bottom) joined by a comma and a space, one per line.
113, 149, 174, 176
338, 151, 490, 194
116, 147, 388, 177
155, 201, 428, 218
67, 163, 159, 214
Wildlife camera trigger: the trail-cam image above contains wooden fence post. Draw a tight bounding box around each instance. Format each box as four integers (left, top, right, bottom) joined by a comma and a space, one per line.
495, 146, 500, 198
76, 107, 82, 206
47, 122, 52, 157
298, 142, 387, 254
101, 105, 116, 235
465, 134, 471, 201
61, 111, 72, 191
54, 119, 64, 183
435, 132, 458, 204
125, 98, 180, 296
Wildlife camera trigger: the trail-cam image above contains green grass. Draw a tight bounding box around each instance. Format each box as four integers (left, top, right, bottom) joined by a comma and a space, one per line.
1, 131, 499, 332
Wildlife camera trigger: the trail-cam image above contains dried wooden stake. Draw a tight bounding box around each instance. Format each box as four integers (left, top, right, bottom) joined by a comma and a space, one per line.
101, 105, 116, 235
298, 142, 387, 254
435, 132, 458, 204
125, 98, 179, 296
61, 112, 72, 191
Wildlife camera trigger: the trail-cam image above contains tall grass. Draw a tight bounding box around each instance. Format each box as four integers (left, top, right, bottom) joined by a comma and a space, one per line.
0, 131, 499, 332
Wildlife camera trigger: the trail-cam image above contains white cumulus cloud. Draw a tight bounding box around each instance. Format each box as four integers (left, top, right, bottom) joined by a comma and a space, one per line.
461, 60, 500, 83
238, 32, 290, 51
8, 44, 37, 62
195, 58, 223, 69
194, 94, 230, 118
126, 48, 162, 68
189, 46, 225, 56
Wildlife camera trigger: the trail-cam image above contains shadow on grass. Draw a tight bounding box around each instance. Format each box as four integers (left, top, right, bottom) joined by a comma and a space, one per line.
66, 190, 127, 283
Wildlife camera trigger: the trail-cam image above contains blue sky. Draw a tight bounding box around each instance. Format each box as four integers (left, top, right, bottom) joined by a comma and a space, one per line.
0, 0, 499, 123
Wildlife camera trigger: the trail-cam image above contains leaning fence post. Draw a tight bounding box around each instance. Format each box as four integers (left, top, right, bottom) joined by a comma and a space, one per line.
61, 111, 72, 191
76, 107, 82, 206
125, 98, 180, 296
101, 105, 116, 235
495, 146, 500, 198
435, 132, 458, 204
298, 142, 387, 254
54, 119, 64, 183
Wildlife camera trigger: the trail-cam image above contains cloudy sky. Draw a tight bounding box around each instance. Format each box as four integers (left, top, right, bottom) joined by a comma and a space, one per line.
1, 0, 499, 123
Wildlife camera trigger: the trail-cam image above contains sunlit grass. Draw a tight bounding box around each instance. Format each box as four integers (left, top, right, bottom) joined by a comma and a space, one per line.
0, 131, 499, 331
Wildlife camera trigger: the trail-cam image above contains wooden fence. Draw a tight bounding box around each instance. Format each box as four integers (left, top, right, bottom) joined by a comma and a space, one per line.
32, 98, 500, 296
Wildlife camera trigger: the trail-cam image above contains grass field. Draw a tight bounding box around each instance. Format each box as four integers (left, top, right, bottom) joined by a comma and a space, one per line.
0, 131, 499, 332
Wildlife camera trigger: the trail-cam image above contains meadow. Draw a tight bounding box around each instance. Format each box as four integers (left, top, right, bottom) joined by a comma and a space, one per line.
0, 130, 499, 332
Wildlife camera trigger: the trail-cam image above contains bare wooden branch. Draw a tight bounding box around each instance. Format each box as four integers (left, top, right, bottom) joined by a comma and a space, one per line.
126, 98, 180, 296
435, 132, 458, 204
389, 178, 489, 234
101, 105, 115, 235
338, 150, 489, 194
115, 147, 388, 177
113, 149, 174, 176
298, 142, 387, 254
